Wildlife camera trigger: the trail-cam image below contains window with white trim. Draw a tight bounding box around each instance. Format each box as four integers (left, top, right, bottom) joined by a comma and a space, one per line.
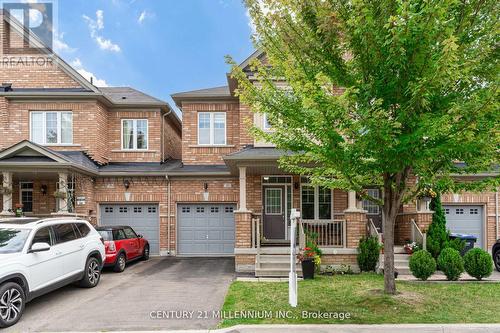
30, 111, 73, 145
198, 112, 226, 145
300, 178, 332, 220
362, 189, 380, 215
122, 119, 148, 150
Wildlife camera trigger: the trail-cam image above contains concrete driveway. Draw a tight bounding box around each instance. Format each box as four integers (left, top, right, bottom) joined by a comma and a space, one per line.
5, 257, 235, 332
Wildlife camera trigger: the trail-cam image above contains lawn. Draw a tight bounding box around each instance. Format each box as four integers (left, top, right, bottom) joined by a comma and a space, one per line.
220, 273, 500, 327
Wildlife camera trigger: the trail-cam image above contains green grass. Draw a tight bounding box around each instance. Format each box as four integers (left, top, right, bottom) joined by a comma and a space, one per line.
220, 273, 500, 327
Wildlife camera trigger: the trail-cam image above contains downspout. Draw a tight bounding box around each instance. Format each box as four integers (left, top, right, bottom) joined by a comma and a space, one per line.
496, 188, 499, 245
166, 174, 171, 255
161, 109, 172, 162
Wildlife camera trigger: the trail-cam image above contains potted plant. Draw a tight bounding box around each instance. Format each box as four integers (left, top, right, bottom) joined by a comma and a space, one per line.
14, 203, 23, 217
297, 247, 317, 279
418, 186, 437, 203
403, 241, 421, 255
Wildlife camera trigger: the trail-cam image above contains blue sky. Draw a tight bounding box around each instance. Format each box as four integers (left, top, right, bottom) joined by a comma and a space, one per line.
52, 0, 255, 115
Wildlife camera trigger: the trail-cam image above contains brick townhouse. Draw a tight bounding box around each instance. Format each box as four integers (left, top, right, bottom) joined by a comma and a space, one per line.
0, 11, 498, 274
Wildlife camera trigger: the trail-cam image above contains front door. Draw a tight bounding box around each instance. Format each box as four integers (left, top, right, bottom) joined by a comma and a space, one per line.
263, 185, 286, 240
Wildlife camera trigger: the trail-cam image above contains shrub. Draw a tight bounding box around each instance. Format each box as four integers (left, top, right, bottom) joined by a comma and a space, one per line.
463, 248, 493, 280
426, 194, 449, 259
357, 236, 380, 272
445, 238, 466, 254
409, 250, 436, 281
437, 248, 464, 281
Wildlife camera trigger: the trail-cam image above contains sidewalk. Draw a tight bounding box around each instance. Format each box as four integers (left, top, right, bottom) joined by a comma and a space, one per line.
46, 324, 500, 333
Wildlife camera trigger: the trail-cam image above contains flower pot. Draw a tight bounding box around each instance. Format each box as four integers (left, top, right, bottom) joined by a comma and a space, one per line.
301, 258, 315, 279
404, 247, 413, 255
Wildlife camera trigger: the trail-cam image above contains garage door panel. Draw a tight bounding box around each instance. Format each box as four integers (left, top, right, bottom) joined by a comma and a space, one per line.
100, 204, 160, 255
178, 204, 236, 256
444, 205, 483, 249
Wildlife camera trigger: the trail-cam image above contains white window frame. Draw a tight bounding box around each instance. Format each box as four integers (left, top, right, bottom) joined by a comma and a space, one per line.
197, 112, 226, 145
29, 111, 73, 145
362, 188, 381, 215
19, 181, 33, 213
300, 179, 333, 220
121, 119, 149, 151
263, 113, 272, 131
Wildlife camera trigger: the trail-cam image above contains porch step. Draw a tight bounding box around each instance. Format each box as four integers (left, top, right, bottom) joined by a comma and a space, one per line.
378, 250, 412, 275
260, 262, 302, 269
255, 268, 303, 277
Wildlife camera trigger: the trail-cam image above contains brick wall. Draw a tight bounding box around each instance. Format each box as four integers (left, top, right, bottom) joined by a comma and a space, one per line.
163, 115, 182, 160
179, 101, 241, 165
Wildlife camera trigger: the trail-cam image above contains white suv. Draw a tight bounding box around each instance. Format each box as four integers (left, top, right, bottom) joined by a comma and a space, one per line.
0, 217, 106, 328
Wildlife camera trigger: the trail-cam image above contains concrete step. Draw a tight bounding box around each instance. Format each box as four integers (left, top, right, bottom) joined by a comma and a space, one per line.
395, 267, 411, 275
393, 246, 407, 254
260, 262, 302, 269
258, 254, 291, 261
255, 268, 303, 277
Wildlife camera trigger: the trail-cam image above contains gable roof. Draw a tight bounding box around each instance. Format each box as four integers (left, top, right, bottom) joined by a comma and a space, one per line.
1, 10, 99, 93
100, 87, 168, 106
171, 86, 234, 107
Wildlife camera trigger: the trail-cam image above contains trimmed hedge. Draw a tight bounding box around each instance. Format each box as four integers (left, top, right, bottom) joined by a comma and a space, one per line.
357, 236, 380, 272
409, 250, 436, 281
463, 248, 493, 280
437, 248, 464, 281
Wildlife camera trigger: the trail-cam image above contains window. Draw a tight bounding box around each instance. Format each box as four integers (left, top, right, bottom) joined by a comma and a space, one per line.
470, 208, 479, 215
113, 229, 127, 240
53, 223, 78, 244
198, 112, 226, 145
265, 188, 282, 215
119, 207, 128, 213
104, 207, 113, 213
300, 182, 333, 220
30, 111, 73, 145
123, 227, 137, 239
211, 206, 219, 213
362, 189, 381, 215
445, 208, 450, 215
456, 208, 464, 214
196, 206, 205, 213
263, 113, 272, 130
181, 207, 190, 213
224, 206, 234, 213
148, 206, 157, 213
20, 182, 33, 213
122, 119, 148, 150
0, 228, 31, 254
133, 207, 142, 213
75, 223, 91, 238
31, 227, 53, 246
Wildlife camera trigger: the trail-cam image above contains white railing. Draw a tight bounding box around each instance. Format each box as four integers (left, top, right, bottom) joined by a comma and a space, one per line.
368, 218, 383, 244
410, 218, 427, 251
298, 220, 306, 250
300, 219, 346, 248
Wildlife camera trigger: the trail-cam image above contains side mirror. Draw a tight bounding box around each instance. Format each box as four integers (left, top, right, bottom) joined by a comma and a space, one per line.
137, 234, 143, 238
29, 242, 51, 253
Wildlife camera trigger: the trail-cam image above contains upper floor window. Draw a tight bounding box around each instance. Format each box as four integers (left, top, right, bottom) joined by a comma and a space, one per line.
263, 113, 272, 130
362, 188, 380, 215
30, 111, 73, 145
198, 112, 226, 145
122, 119, 148, 150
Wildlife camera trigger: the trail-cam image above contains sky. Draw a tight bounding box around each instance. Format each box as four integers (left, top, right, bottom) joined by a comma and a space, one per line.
50, 0, 255, 116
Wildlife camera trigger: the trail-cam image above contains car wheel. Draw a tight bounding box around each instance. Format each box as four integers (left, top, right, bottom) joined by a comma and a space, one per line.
79, 257, 102, 288
113, 253, 126, 273
494, 250, 500, 272
142, 245, 150, 261
0, 282, 25, 328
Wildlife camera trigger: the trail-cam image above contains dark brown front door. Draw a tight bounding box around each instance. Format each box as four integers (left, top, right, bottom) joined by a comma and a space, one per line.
263, 185, 286, 240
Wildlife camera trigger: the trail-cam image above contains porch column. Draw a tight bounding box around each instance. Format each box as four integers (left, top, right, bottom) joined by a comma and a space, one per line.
344, 190, 367, 248
57, 172, 69, 214
238, 166, 248, 212
1, 171, 14, 216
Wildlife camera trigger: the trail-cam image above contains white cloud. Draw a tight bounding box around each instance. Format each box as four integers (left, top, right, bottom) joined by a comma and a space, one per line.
53, 32, 76, 53
138, 10, 154, 24
70, 58, 109, 87
83, 10, 121, 52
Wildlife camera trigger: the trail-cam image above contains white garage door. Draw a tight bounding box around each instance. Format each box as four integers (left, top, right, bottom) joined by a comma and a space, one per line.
178, 203, 236, 256
100, 204, 160, 255
444, 205, 484, 249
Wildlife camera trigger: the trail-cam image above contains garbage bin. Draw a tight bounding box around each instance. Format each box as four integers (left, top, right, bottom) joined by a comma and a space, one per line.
449, 233, 477, 255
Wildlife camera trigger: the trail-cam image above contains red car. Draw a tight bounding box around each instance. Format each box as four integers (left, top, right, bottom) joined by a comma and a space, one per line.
96, 226, 150, 272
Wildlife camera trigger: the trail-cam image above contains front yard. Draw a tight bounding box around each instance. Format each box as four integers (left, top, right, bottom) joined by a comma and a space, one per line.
220, 273, 500, 327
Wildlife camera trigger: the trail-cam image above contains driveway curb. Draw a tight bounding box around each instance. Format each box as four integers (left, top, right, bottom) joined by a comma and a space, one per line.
42, 323, 500, 333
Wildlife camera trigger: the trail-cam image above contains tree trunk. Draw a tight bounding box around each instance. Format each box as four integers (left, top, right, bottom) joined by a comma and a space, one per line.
382, 171, 408, 294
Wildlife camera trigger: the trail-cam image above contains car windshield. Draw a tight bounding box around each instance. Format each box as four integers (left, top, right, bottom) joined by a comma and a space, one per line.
98, 230, 112, 241
0, 228, 31, 254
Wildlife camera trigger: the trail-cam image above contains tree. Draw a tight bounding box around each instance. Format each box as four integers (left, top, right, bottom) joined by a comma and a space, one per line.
229, 0, 499, 294
426, 194, 448, 259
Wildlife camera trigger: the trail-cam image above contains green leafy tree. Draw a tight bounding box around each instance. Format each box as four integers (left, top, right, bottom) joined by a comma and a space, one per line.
426, 194, 448, 258
229, 0, 499, 293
